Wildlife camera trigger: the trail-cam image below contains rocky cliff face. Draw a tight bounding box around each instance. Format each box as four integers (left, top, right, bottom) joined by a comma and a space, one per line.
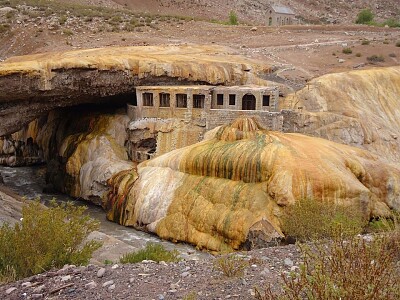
283, 66, 400, 162
0, 45, 270, 136
105, 118, 400, 251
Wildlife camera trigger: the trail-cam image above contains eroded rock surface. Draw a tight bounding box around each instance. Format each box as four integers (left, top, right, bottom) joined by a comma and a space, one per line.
105, 118, 400, 251
0, 45, 270, 136
283, 66, 400, 162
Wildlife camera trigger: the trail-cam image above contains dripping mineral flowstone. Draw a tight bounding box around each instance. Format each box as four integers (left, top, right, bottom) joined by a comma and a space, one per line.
104, 118, 400, 252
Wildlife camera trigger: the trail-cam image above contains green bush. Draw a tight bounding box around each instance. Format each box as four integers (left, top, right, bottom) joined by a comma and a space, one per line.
213, 254, 248, 277
382, 18, 400, 28
255, 227, 400, 300
367, 54, 385, 62
0, 200, 101, 282
361, 39, 370, 45
281, 198, 365, 241
355, 8, 374, 24
120, 242, 180, 264
228, 10, 238, 25
342, 47, 353, 54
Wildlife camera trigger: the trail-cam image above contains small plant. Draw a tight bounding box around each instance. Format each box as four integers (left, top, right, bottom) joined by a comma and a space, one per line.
383, 39, 389, 44
342, 47, 353, 54
104, 259, 113, 265
213, 254, 248, 277
355, 8, 374, 24
382, 18, 400, 28
59, 15, 67, 25
356, 53, 362, 57
281, 198, 365, 242
0, 24, 10, 34
182, 291, 197, 300
0, 200, 101, 282
62, 29, 74, 36
228, 10, 238, 25
255, 226, 400, 300
120, 242, 180, 264
361, 39, 370, 45
396, 41, 400, 47
367, 54, 385, 63
389, 53, 397, 58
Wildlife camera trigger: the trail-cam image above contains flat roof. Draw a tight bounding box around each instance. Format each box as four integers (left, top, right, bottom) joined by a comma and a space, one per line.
136, 85, 214, 91
271, 5, 295, 15
136, 85, 276, 91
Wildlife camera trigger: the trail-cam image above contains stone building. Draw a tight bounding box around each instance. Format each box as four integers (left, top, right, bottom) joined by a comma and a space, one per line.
266, 4, 295, 26
128, 85, 280, 130
126, 85, 284, 162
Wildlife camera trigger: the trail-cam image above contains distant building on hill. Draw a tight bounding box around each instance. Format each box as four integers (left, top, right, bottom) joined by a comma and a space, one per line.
266, 4, 295, 26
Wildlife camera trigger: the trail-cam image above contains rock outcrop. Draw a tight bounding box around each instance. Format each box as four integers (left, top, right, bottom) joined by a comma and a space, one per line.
0, 45, 271, 136
105, 118, 400, 251
5, 107, 134, 204
283, 66, 400, 162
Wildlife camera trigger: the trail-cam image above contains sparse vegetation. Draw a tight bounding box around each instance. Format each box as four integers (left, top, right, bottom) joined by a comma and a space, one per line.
367, 54, 385, 63
388, 53, 397, 58
0, 24, 10, 34
120, 242, 180, 264
383, 39, 389, 44
342, 47, 353, 54
213, 254, 248, 277
228, 10, 238, 25
355, 8, 374, 25
281, 198, 365, 242
182, 291, 197, 300
361, 39, 370, 45
382, 18, 400, 28
396, 41, 400, 47
356, 53, 362, 57
62, 29, 73, 36
254, 227, 400, 300
0, 200, 101, 283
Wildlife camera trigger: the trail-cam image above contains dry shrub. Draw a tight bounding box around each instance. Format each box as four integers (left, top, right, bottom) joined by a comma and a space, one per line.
281, 198, 365, 242
213, 254, 248, 277
255, 228, 400, 300
0, 200, 101, 282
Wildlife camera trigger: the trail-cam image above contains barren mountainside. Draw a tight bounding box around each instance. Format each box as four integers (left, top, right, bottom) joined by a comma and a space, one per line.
108, 0, 399, 24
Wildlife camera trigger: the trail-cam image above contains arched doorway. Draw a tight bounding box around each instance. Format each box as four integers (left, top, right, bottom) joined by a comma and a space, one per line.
242, 93, 256, 110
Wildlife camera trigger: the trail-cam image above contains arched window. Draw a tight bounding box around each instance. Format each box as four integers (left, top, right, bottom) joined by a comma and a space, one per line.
242, 94, 256, 110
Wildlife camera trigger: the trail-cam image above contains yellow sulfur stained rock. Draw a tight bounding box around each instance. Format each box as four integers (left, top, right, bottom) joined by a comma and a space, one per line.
283, 66, 400, 162
105, 117, 400, 251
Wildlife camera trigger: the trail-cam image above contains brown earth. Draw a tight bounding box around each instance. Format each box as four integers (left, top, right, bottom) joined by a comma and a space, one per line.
0, 7, 399, 87
0, 244, 300, 300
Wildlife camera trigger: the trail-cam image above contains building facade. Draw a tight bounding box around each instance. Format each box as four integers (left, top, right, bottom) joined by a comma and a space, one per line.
266, 5, 295, 26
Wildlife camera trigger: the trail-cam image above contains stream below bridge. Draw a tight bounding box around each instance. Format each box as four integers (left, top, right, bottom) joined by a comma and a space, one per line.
0, 165, 205, 260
